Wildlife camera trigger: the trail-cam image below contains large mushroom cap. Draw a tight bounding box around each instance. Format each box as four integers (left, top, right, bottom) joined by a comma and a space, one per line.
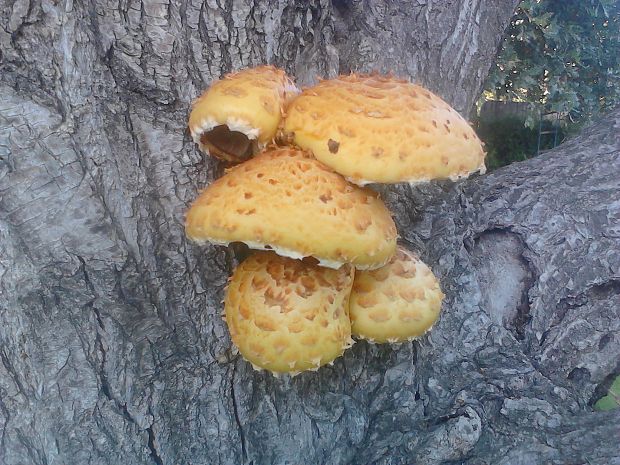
225, 252, 355, 374
349, 246, 444, 343
283, 74, 485, 185
185, 147, 397, 270
189, 65, 299, 163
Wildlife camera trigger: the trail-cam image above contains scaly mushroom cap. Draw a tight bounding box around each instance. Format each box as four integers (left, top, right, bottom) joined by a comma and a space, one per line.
282, 74, 486, 185
349, 246, 444, 343
225, 252, 355, 374
185, 147, 397, 270
189, 65, 299, 163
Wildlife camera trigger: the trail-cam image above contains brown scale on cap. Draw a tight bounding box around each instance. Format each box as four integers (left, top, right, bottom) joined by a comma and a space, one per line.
189, 65, 300, 164
185, 146, 397, 270
224, 252, 355, 374
349, 246, 444, 343
283, 73, 486, 185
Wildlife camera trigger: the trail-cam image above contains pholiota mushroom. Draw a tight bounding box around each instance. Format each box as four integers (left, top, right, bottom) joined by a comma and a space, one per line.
185, 146, 398, 270
189, 65, 299, 163
283, 74, 485, 185
349, 246, 444, 343
224, 251, 355, 374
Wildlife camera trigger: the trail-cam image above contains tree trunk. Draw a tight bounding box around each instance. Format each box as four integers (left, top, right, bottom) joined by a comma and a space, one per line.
1, 1, 618, 465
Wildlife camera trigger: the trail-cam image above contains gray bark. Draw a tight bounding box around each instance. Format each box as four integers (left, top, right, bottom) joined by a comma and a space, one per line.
2, 1, 619, 465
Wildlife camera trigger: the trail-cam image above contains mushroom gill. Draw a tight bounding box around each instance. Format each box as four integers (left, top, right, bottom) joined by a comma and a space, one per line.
199, 125, 259, 164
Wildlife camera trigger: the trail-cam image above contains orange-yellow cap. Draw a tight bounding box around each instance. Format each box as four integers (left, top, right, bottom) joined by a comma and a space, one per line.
225, 252, 354, 374
283, 74, 485, 185
185, 147, 397, 270
349, 246, 444, 343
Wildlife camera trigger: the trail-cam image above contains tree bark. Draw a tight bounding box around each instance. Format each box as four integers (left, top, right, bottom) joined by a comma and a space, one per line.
2, 1, 619, 465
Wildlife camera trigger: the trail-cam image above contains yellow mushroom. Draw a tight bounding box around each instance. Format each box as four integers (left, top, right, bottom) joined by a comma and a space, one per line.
189, 65, 299, 163
185, 146, 397, 270
224, 252, 355, 374
283, 74, 485, 185
349, 246, 444, 343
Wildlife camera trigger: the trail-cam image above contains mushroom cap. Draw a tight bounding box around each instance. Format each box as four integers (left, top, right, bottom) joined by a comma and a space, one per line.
225, 252, 355, 374
189, 65, 299, 163
185, 147, 397, 270
282, 74, 486, 185
349, 246, 444, 343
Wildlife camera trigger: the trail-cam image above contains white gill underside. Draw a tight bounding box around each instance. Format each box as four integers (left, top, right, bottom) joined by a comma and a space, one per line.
354, 326, 434, 345
345, 163, 487, 186
190, 116, 261, 144
192, 236, 386, 271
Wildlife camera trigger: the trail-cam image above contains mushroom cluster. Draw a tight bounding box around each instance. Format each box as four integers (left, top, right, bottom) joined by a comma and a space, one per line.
186, 65, 484, 375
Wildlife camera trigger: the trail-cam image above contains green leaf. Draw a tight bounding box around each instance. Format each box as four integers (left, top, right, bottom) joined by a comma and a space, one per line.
480, 0, 620, 125
594, 375, 620, 411
594, 396, 619, 411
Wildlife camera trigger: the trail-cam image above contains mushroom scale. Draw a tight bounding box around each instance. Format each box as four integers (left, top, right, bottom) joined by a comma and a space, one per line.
225, 252, 355, 374
349, 246, 444, 343
189, 65, 299, 163
283, 74, 486, 185
185, 147, 398, 270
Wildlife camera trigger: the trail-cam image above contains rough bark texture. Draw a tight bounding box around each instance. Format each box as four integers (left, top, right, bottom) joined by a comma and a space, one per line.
2, 1, 619, 465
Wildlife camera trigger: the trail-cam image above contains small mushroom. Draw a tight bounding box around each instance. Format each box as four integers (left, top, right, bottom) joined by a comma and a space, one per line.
224, 252, 355, 374
349, 246, 444, 343
283, 74, 486, 185
185, 146, 397, 270
189, 65, 299, 163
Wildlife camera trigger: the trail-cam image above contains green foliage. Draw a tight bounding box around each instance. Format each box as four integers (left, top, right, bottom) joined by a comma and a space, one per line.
475, 117, 562, 170
594, 375, 620, 411
485, 0, 620, 123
